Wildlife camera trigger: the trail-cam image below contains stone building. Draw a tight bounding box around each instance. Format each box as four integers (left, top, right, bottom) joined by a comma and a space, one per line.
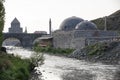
52, 16, 119, 49
9, 18, 23, 33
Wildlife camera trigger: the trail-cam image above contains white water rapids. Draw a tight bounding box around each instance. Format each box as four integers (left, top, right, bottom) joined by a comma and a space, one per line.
6, 46, 119, 80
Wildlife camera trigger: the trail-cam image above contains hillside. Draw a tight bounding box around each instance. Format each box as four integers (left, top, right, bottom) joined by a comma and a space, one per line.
91, 10, 120, 31
69, 41, 120, 64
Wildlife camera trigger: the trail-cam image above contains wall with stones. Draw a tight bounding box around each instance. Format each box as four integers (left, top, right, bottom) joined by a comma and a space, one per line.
53, 30, 73, 49
52, 30, 119, 49
70, 38, 86, 49
9, 27, 23, 33
73, 30, 119, 38
86, 36, 120, 45
53, 30, 86, 49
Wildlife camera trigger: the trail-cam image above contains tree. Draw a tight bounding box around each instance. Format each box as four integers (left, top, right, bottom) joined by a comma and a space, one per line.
0, 0, 5, 48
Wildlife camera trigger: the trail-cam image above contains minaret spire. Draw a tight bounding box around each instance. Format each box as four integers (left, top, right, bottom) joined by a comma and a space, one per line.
49, 18, 52, 35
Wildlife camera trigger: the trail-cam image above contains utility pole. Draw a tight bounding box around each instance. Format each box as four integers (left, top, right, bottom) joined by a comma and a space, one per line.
104, 16, 107, 31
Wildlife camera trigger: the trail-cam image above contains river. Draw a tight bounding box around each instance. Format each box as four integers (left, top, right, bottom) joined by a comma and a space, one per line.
6, 46, 119, 80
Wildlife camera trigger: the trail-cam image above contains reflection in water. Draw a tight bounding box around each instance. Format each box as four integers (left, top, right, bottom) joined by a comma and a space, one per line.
6, 46, 119, 80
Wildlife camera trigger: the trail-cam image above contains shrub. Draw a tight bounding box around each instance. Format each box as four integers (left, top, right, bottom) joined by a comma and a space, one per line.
30, 52, 44, 67
86, 43, 105, 56
0, 53, 33, 80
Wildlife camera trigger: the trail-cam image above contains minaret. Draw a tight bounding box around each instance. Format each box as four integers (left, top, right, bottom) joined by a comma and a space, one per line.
49, 18, 52, 35
24, 27, 27, 33
104, 16, 107, 31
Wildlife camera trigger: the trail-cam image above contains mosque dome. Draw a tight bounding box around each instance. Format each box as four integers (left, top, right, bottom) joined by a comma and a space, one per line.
75, 21, 98, 30
60, 16, 84, 31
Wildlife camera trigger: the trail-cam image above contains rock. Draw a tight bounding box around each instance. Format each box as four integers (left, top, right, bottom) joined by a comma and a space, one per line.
0, 47, 6, 53
69, 48, 87, 59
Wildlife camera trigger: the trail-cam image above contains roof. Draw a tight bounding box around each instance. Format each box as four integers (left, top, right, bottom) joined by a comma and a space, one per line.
38, 36, 53, 40
75, 21, 98, 30
60, 16, 84, 31
11, 18, 20, 24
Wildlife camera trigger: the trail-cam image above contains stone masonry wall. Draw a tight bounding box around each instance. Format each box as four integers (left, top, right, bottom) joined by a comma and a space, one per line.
52, 30, 119, 49
53, 30, 86, 49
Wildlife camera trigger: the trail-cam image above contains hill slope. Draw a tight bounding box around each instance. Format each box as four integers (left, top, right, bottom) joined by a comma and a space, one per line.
91, 10, 120, 31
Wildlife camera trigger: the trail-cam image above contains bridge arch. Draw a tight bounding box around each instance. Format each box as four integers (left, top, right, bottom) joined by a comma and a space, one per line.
3, 33, 47, 47
2, 37, 22, 46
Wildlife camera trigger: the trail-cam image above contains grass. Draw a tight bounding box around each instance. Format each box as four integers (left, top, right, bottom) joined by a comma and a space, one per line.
85, 42, 108, 56
33, 45, 74, 56
0, 52, 35, 80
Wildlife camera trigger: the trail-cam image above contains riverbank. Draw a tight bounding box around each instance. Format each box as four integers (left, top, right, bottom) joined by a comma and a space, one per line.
0, 51, 35, 80
33, 45, 74, 58
0, 46, 45, 80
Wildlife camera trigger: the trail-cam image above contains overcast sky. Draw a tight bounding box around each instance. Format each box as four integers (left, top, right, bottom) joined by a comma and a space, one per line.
3, 0, 120, 33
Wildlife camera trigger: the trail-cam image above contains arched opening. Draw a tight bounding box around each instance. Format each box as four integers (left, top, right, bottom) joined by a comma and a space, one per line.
2, 38, 22, 47
33, 38, 40, 45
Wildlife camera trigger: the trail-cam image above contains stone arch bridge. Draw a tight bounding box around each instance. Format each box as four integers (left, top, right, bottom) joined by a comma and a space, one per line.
3, 33, 47, 47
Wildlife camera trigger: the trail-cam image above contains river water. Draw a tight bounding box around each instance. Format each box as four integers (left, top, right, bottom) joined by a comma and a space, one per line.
6, 46, 119, 80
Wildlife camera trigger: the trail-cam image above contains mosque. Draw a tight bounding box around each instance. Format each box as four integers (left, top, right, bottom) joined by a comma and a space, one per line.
52, 16, 119, 49
7, 17, 120, 49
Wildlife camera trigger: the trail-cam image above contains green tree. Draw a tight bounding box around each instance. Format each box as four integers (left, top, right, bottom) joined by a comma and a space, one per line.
0, 0, 5, 48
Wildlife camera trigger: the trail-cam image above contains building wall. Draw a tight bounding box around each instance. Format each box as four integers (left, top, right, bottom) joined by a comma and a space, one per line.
53, 30, 73, 48
70, 38, 86, 49
73, 30, 119, 38
9, 27, 23, 33
53, 30, 86, 49
86, 36, 120, 45
53, 30, 119, 49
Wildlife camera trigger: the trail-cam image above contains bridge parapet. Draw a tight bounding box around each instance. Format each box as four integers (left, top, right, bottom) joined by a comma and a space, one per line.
3, 33, 48, 47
